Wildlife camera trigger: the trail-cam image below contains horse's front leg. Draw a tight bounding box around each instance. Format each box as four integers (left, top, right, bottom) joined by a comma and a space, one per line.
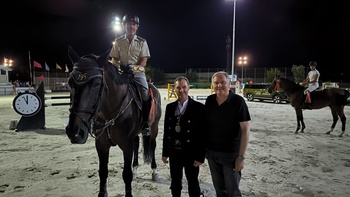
123, 147, 134, 197
95, 141, 111, 197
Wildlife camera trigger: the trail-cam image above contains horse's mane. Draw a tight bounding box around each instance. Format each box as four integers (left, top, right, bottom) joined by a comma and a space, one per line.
103, 61, 129, 85
280, 77, 304, 94
74, 51, 130, 86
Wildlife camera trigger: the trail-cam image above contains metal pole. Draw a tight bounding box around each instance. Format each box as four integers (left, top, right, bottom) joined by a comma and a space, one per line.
231, 0, 237, 78
28, 51, 32, 86
242, 65, 243, 84
226, 35, 231, 73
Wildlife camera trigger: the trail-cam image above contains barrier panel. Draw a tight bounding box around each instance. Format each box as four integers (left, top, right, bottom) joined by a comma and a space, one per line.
167, 83, 212, 101
44, 95, 70, 106
167, 83, 177, 101
13, 82, 71, 131
196, 96, 208, 100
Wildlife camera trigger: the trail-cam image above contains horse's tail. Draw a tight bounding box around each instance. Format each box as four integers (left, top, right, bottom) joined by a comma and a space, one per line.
142, 135, 154, 164
142, 83, 161, 164
345, 89, 350, 105
338, 89, 350, 105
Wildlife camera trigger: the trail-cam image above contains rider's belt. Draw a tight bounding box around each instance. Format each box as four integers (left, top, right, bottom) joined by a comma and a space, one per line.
131, 65, 145, 73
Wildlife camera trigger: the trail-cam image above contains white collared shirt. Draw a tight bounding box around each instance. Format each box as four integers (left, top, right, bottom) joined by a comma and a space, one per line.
175, 99, 189, 116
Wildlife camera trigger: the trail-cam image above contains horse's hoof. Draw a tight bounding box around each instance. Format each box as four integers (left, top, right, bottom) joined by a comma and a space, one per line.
338, 134, 344, 137
125, 190, 133, 197
98, 192, 107, 197
152, 172, 159, 181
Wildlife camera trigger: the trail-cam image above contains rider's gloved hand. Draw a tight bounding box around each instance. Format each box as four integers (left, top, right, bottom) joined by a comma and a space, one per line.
120, 65, 134, 77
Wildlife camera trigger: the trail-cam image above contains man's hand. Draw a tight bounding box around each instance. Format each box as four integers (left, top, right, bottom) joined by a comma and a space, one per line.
193, 161, 203, 167
162, 157, 169, 164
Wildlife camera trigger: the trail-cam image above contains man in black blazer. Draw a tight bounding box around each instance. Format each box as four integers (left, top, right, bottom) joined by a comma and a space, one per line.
162, 76, 206, 197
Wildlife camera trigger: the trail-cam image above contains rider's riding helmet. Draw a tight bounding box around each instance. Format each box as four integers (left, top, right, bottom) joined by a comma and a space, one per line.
308, 61, 317, 66
122, 14, 140, 25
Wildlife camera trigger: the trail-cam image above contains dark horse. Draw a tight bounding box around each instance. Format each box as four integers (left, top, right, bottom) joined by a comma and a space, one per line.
65, 46, 162, 197
268, 76, 350, 137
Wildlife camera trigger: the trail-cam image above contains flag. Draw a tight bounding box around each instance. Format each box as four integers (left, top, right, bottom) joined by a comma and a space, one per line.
34, 61, 42, 68
45, 62, 50, 72
65, 64, 69, 73
38, 75, 45, 81
56, 63, 62, 70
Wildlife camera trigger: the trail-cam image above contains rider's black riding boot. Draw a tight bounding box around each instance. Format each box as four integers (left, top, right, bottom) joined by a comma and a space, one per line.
142, 99, 151, 136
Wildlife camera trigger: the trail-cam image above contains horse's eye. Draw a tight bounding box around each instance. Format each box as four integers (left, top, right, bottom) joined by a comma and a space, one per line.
93, 80, 101, 88
94, 83, 100, 88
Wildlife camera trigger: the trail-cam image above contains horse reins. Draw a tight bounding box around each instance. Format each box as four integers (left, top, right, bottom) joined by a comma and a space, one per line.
91, 86, 135, 139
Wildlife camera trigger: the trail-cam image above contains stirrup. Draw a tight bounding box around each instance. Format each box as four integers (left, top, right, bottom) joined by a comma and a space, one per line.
142, 130, 151, 136
142, 123, 151, 136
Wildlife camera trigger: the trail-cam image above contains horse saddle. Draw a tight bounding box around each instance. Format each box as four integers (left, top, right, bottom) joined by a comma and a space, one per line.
129, 82, 157, 123
118, 65, 156, 123
301, 89, 324, 109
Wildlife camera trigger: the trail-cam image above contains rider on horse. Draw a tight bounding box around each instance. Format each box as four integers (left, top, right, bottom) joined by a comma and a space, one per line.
110, 13, 151, 136
299, 61, 320, 106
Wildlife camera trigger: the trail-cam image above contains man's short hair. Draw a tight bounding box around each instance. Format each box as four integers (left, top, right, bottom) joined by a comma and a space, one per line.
174, 76, 190, 85
211, 71, 229, 82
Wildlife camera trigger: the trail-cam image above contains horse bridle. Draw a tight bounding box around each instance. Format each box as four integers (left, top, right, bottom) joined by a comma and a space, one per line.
69, 62, 136, 141
68, 65, 104, 132
91, 85, 135, 139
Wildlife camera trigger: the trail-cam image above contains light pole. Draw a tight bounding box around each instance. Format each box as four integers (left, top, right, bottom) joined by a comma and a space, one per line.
4, 57, 13, 84
226, 35, 231, 73
4, 57, 13, 67
112, 16, 122, 40
228, 0, 238, 80
238, 56, 247, 83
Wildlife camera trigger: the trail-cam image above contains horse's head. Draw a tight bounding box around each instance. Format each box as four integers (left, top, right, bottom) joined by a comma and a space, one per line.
65, 46, 109, 144
268, 75, 281, 94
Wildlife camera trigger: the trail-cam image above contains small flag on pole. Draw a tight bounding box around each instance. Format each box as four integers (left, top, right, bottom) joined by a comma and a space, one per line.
38, 75, 45, 81
34, 61, 42, 68
45, 62, 50, 71
65, 64, 69, 73
56, 63, 62, 70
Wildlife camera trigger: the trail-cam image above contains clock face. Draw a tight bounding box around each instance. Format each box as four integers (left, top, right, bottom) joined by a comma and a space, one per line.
13, 93, 42, 117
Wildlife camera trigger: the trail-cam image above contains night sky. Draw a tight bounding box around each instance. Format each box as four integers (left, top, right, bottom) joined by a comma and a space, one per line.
1, 0, 349, 82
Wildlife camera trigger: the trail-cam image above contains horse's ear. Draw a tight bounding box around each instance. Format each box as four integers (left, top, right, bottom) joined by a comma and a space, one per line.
68, 45, 81, 64
97, 49, 111, 66
276, 74, 281, 78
